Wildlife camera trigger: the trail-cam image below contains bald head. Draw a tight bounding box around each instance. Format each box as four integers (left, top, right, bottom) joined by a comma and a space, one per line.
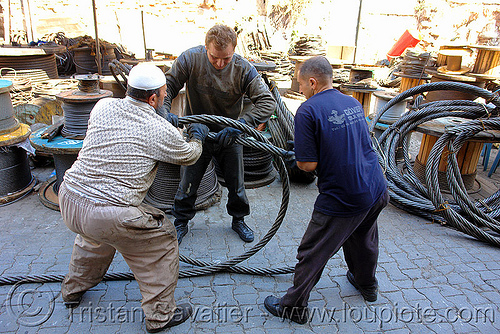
298, 56, 333, 86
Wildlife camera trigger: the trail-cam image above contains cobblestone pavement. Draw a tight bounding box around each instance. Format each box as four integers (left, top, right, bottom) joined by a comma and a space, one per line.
2, 146, 500, 334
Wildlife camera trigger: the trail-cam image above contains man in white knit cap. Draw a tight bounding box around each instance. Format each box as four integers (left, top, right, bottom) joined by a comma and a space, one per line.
59, 62, 209, 332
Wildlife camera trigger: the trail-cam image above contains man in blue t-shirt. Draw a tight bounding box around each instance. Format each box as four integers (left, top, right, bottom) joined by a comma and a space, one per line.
264, 56, 389, 324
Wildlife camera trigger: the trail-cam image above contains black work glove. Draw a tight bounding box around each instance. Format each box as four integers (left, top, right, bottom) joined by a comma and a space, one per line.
187, 123, 210, 143
283, 141, 297, 169
282, 150, 297, 169
215, 127, 243, 147
165, 112, 180, 128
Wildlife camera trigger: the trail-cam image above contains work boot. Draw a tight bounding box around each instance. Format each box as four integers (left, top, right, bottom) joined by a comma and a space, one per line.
264, 295, 309, 324
231, 217, 254, 242
146, 303, 193, 333
61, 276, 85, 308
346, 270, 378, 302
174, 219, 189, 245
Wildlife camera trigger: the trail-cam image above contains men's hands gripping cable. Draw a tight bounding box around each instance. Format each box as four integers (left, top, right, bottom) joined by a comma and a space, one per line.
215, 127, 243, 147
166, 112, 180, 128
187, 123, 210, 143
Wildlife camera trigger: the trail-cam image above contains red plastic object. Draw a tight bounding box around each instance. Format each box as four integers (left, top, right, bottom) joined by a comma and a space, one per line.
387, 30, 421, 59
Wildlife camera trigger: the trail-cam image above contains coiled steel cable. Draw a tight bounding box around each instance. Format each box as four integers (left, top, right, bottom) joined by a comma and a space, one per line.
425, 119, 500, 246
369, 81, 500, 247
0, 115, 294, 285
144, 160, 221, 211
108, 60, 132, 92
0, 146, 34, 199
60, 101, 95, 138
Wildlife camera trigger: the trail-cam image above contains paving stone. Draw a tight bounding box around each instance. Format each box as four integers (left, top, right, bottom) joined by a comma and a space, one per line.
459, 288, 491, 305
233, 284, 257, 295
483, 261, 500, 271
477, 270, 500, 281
413, 287, 448, 309
379, 263, 409, 281
233, 293, 258, 305
390, 252, 418, 270
190, 287, 214, 298
439, 285, 463, 297
400, 288, 426, 302
383, 329, 411, 334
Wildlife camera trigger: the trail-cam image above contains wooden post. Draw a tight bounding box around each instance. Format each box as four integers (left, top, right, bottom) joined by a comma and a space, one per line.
91, 0, 101, 75
2, 0, 11, 44
353, 0, 363, 64
19, 0, 29, 42
141, 10, 147, 60
24, 0, 33, 41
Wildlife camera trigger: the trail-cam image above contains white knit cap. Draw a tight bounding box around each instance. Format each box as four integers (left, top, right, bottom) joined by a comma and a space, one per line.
128, 62, 166, 90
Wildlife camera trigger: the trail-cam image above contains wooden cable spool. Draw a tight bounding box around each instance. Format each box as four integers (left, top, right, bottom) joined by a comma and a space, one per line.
351, 90, 372, 117
469, 45, 500, 80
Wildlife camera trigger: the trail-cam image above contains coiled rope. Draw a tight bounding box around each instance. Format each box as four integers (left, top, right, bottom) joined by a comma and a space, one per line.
0, 115, 294, 285
60, 101, 96, 139
369, 81, 500, 247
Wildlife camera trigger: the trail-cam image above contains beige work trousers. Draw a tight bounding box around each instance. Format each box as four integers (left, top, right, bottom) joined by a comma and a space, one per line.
58, 181, 179, 330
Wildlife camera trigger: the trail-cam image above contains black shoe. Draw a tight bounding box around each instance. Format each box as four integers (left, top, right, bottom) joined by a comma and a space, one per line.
264, 295, 309, 324
347, 271, 378, 302
146, 303, 193, 333
174, 219, 189, 245
232, 218, 254, 242
62, 291, 84, 308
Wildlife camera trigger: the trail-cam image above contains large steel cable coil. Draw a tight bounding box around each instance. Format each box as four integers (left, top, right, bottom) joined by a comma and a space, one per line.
425, 119, 500, 246
144, 160, 222, 211
215, 144, 277, 189
0, 54, 58, 79
175, 115, 293, 277
0, 115, 294, 285
369, 81, 500, 246
59, 102, 95, 138
0, 146, 34, 197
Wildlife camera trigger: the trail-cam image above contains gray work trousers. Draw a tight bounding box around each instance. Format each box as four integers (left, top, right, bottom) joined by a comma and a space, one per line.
58, 181, 179, 331
281, 190, 389, 307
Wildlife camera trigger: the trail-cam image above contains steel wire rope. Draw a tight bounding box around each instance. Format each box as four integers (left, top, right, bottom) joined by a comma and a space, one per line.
175, 114, 293, 277
378, 107, 487, 217
446, 123, 500, 228
424, 123, 500, 246
60, 101, 95, 139
0, 114, 295, 286
377, 106, 481, 210
369, 80, 500, 246
427, 120, 500, 236
108, 60, 131, 92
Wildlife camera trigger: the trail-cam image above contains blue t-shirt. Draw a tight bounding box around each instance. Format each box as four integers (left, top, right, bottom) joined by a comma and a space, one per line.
294, 89, 387, 217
